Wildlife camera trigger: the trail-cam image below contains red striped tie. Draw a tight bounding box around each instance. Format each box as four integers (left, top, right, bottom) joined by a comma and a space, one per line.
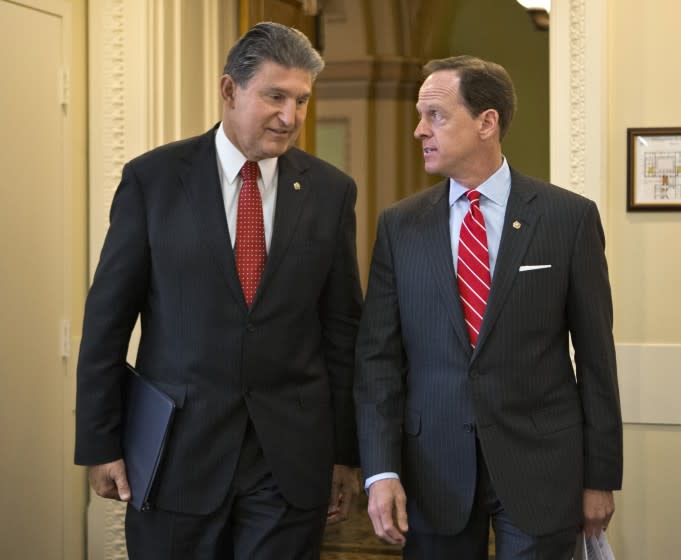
235, 161, 266, 307
457, 189, 491, 348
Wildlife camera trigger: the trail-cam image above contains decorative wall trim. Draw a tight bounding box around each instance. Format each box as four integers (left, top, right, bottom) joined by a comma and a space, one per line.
617, 344, 681, 425
550, 0, 608, 217
86, 498, 127, 559
88, 0, 136, 556
316, 59, 422, 100
322, 0, 347, 23
149, 0, 164, 145
88, 0, 161, 556
89, 0, 127, 278
568, 0, 586, 198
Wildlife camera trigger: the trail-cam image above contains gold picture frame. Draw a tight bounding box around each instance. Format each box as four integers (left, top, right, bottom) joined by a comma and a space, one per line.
627, 127, 681, 211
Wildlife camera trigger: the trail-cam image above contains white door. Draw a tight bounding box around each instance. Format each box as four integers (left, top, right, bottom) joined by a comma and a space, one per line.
0, 1, 72, 558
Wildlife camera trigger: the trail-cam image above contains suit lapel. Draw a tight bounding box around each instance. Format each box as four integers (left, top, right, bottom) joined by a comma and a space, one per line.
474, 170, 541, 355
253, 150, 310, 304
178, 127, 247, 310
419, 180, 472, 355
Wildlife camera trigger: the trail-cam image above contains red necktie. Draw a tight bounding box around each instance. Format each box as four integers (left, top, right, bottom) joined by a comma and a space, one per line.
457, 190, 491, 348
235, 161, 266, 307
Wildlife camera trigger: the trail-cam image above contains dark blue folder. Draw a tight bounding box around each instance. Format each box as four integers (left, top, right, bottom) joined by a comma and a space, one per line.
123, 364, 176, 511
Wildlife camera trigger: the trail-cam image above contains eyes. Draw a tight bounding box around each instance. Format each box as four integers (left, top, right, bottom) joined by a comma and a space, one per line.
416, 109, 445, 126
267, 91, 310, 107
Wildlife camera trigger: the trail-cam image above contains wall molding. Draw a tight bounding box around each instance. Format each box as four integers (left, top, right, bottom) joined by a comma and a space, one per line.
88, 0, 142, 556
568, 0, 586, 198
316, 58, 422, 100
89, 0, 129, 282
551, 0, 608, 220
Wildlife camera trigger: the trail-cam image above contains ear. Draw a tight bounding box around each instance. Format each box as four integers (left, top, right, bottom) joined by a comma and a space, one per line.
220, 74, 237, 105
478, 109, 500, 141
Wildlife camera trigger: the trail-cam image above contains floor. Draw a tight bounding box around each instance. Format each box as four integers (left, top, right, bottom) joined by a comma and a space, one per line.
320, 493, 496, 560
321, 493, 402, 559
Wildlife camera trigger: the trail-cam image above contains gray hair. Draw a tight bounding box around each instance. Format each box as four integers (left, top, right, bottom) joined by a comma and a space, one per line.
223, 22, 325, 86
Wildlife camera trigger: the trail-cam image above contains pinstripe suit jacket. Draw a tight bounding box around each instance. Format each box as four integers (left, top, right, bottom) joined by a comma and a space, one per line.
75, 126, 362, 515
355, 169, 623, 536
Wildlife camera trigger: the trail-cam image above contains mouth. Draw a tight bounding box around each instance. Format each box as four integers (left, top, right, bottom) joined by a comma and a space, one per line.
423, 146, 436, 155
268, 128, 292, 137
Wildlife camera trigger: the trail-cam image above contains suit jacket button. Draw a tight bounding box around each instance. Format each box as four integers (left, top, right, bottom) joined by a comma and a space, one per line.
246, 323, 255, 333
463, 423, 475, 433
469, 368, 479, 378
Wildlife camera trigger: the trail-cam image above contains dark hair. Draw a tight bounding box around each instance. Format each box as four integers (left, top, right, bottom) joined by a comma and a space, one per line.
423, 55, 517, 140
223, 22, 324, 86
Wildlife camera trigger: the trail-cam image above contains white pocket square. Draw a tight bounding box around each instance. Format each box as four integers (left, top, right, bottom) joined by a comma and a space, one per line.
518, 264, 552, 272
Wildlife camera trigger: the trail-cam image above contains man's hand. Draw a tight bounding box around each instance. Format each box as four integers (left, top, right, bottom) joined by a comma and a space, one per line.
88, 459, 131, 502
327, 464, 360, 524
367, 478, 408, 546
583, 489, 615, 537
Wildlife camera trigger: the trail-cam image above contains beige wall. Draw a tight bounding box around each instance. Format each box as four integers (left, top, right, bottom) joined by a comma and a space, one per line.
606, 0, 681, 558
607, 0, 681, 343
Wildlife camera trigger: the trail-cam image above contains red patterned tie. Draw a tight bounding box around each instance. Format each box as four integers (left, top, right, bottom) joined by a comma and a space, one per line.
457, 189, 491, 348
235, 161, 266, 307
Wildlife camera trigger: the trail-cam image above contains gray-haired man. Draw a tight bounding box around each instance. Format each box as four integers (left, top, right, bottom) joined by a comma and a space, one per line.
75, 22, 362, 559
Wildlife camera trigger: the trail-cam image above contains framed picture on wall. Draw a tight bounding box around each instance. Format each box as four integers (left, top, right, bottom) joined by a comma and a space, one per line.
627, 127, 681, 211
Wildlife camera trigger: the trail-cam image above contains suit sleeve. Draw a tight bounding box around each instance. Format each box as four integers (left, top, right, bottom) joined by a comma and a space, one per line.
74, 163, 150, 465
354, 212, 408, 478
567, 201, 623, 490
319, 179, 363, 466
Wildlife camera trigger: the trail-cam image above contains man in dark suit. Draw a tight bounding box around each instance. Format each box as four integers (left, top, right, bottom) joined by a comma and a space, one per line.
354, 56, 623, 559
75, 22, 362, 559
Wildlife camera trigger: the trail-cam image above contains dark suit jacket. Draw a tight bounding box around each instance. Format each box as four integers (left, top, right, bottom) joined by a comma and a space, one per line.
75, 126, 362, 515
355, 169, 623, 536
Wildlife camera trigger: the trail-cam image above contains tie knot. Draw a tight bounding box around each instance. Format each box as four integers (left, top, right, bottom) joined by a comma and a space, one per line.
466, 189, 481, 204
240, 161, 260, 182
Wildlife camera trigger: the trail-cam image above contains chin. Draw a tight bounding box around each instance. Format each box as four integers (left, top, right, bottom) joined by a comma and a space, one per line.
264, 140, 294, 157
424, 162, 440, 175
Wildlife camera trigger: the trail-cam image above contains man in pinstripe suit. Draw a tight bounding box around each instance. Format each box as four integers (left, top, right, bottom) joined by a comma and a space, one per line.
354, 56, 623, 559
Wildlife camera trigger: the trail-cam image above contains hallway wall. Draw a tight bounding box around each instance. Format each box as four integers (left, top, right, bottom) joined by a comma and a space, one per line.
605, 0, 681, 557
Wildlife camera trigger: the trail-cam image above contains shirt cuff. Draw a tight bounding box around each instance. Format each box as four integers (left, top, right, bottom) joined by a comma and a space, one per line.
364, 472, 399, 492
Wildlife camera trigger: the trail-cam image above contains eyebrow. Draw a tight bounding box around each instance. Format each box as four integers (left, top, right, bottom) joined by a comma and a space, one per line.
416, 101, 441, 113
265, 86, 311, 98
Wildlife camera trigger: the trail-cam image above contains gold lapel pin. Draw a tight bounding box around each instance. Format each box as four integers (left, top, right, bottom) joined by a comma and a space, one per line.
293, 181, 301, 191
513, 220, 522, 230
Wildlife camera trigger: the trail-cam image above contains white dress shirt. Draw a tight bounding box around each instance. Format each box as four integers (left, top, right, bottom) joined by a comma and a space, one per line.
214, 125, 278, 251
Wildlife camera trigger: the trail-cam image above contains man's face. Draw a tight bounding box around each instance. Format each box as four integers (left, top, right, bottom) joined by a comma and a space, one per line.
414, 70, 486, 179
221, 60, 312, 161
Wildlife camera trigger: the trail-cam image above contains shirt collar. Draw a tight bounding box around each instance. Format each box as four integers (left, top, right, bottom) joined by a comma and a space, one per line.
448, 157, 511, 207
215, 124, 278, 189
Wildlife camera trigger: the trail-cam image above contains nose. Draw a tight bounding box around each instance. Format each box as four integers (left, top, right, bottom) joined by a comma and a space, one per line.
414, 118, 429, 140
279, 99, 297, 127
